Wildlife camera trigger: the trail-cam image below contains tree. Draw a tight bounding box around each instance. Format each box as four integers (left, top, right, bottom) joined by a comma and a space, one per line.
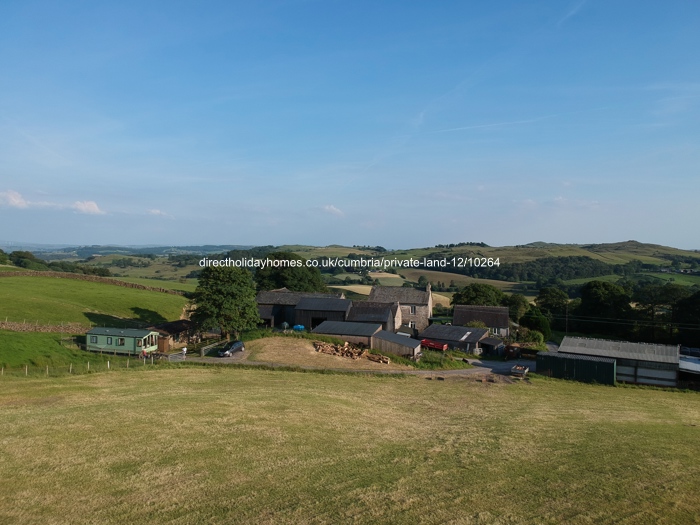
417, 275, 429, 287
451, 283, 505, 306
255, 252, 327, 292
520, 308, 551, 340
191, 266, 260, 340
576, 281, 632, 336
536, 287, 569, 317
503, 293, 530, 323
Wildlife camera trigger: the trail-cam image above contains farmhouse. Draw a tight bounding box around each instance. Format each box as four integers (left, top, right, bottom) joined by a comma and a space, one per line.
368, 285, 433, 331
295, 297, 353, 329
453, 305, 510, 337
256, 288, 345, 327
558, 336, 680, 387
373, 330, 422, 360
312, 321, 381, 346
347, 301, 401, 332
418, 324, 488, 354
86, 327, 160, 355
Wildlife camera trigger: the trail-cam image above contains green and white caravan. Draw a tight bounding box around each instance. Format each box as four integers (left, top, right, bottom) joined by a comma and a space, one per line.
86, 327, 160, 355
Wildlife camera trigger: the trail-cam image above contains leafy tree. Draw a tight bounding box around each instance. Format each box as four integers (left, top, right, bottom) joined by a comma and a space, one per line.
417, 275, 428, 287
503, 293, 530, 323
675, 291, 700, 346
520, 308, 551, 340
575, 281, 632, 336
191, 266, 260, 340
536, 287, 569, 317
255, 252, 327, 292
0, 249, 8, 265
451, 283, 505, 306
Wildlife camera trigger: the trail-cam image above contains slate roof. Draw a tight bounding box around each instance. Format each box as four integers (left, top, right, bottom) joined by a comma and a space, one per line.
558, 336, 680, 364
347, 301, 395, 324
481, 337, 505, 347
373, 330, 421, 349
295, 297, 352, 312
453, 305, 510, 329
257, 304, 276, 318
312, 321, 382, 337
419, 324, 488, 343
543, 352, 616, 364
256, 288, 343, 306
87, 327, 156, 338
368, 286, 431, 305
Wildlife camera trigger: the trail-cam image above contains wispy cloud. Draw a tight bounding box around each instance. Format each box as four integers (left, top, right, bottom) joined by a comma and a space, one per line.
557, 0, 587, 27
148, 208, 174, 219
71, 201, 105, 215
0, 189, 106, 215
0, 189, 30, 209
321, 204, 344, 217
431, 114, 559, 134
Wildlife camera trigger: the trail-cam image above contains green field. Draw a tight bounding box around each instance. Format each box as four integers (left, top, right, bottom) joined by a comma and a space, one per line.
0, 276, 188, 327
1, 368, 699, 524
647, 272, 700, 286
113, 276, 198, 293
0, 330, 119, 367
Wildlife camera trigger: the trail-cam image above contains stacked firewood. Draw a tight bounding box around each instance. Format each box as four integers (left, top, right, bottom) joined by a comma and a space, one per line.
366, 353, 391, 364
313, 341, 368, 360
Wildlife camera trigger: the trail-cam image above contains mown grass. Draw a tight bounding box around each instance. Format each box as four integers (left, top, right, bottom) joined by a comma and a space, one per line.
0, 330, 121, 367
1, 368, 699, 524
0, 276, 188, 326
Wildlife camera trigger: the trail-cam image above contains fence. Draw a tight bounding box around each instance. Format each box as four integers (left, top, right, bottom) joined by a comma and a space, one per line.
0, 357, 172, 378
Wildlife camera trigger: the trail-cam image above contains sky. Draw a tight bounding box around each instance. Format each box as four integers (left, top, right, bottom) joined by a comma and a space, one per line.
0, 0, 699, 250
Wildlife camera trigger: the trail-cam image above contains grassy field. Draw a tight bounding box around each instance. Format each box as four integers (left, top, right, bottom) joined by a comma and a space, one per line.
646, 272, 700, 286
1, 368, 699, 524
0, 276, 188, 327
0, 330, 120, 367
113, 276, 198, 293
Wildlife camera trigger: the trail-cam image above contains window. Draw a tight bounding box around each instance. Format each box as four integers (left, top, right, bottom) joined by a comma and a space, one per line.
117, 338, 125, 346
410, 305, 416, 314
89, 336, 97, 343
137, 340, 142, 347
408, 321, 416, 329
106, 337, 112, 345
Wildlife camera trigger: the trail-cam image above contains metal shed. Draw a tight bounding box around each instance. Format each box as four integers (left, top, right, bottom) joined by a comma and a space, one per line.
312, 321, 381, 346
372, 330, 422, 359
418, 324, 488, 353
558, 336, 679, 387
537, 352, 617, 386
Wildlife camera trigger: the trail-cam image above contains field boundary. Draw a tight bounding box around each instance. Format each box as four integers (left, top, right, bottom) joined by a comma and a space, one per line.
0, 271, 185, 295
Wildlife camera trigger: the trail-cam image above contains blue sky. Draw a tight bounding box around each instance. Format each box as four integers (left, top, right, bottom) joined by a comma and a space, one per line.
1, 0, 699, 249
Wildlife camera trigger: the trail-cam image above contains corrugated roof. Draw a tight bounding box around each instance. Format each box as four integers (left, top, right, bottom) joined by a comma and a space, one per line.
453, 305, 510, 329
481, 337, 504, 346
295, 297, 352, 312
373, 330, 421, 348
87, 327, 156, 337
256, 289, 343, 305
347, 302, 394, 323
541, 351, 616, 364
419, 324, 488, 343
312, 321, 382, 337
559, 336, 679, 364
679, 356, 700, 375
368, 286, 431, 305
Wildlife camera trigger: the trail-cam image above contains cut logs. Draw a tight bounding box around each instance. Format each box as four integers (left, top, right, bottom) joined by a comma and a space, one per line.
313, 341, 369, 360
366, 353, 391, 365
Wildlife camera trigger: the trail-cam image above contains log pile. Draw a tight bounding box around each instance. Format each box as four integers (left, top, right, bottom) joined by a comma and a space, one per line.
366, 353, 391, 365
313, 341, 368, 360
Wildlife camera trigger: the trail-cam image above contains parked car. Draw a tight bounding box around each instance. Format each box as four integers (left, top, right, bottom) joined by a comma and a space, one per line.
218, 340, 244, 357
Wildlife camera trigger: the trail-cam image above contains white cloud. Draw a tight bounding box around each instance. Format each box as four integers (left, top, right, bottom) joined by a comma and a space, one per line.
0, 189, 29, 208
321, 204, 344, 217
148, 209, 174, 219
71, 201, 105, 215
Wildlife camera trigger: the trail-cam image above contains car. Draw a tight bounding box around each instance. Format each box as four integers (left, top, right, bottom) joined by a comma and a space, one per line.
218, 340, 244, 357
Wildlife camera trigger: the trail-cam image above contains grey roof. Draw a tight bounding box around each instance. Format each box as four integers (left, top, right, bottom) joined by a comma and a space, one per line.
373, 330, 421, 349
541, 351, 616, 364
87, 327, 156, 338
453, 305, 510, 329
257, 304, 275, 318
347, 302, 395, 324
256, 288, 343, 306
481, 337, 505, 346
419, 324, 489, 343
558, 336, 679, 364
679, 356, 700, 375
312, 321, 382, 337
368, 286, 431, 305
295, 297, 352, 312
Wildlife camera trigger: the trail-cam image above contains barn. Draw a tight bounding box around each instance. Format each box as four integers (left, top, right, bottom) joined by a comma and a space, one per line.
312, 321, 381, 346
256, 288, 345, 328
295, 298, 352, 329
347, 301, 401, 332
537, 352, 617, 386
453, 305, 510, 337
558, 336, 680, 387
418, 324, 488, 353
372, 330, 422, 360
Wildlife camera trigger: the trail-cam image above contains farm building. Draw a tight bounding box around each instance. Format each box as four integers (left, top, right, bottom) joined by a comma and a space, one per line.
151, 319, 197, 352
347, 301, 401, 332
537, 352, 617, 386
558, 336, 680, 387
418, 324, 488, 354
86, 327, 160, 355
368, 285, 433, 331
480, 336, 506, 356
373, 330, 422, 360
295, 298, 353, 329
312, 321, 381, 346
256, 288, 345, 327
453, 305, 510, 337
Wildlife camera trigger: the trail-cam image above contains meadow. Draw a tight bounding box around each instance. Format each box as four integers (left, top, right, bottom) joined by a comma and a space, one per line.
1, 367, 699, 524
0, 276, 188, 327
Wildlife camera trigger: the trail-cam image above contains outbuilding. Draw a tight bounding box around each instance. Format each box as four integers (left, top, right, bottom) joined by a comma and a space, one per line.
86, 327, 160, 355
558, 336, 679, 387
295, 298, 352, 329
418, 324, 488, 353
312, 321, 381, 346
537, 352, 617, 386
372, 330, 422, 360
